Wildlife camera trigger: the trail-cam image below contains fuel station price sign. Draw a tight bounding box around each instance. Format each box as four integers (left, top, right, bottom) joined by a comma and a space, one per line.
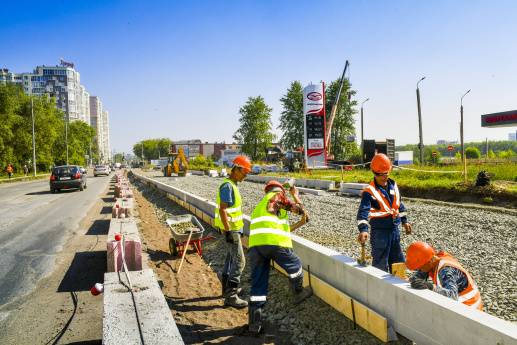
303, 82, 326, 167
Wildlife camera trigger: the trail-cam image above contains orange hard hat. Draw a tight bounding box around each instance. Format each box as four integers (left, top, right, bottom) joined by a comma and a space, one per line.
232, 155, 251, 173
371, 153, 392, 174
405, 242, 435, 271
264, 180, 285, 194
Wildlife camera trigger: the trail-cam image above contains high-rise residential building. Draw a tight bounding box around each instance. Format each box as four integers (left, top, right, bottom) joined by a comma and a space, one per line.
3, 61, 111, 163
89, 96, 111, 163
102, 110, 111, 162
1, 61, 92, 123
0, 69, 22, 84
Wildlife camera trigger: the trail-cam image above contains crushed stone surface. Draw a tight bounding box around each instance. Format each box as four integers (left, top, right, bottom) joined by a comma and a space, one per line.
139, 171, 517, 322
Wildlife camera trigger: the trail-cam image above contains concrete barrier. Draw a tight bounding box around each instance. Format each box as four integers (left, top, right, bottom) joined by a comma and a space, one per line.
103, 269, 184, 345
245, 175, 335, 190
112, 198, 134, 218
340, 183, 368, 196
131, 172, 517, 345
107, 219, 142, 272
190, 170, 205, 176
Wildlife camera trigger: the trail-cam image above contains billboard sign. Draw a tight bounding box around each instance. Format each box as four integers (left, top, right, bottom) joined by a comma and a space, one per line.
303, 82, 326, 168
481, 110, 517, 128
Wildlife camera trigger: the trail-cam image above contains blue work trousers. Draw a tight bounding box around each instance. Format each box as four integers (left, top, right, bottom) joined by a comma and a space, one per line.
222, 231, 246, 286
370, 226, 405, 273
249, 245, 303, 308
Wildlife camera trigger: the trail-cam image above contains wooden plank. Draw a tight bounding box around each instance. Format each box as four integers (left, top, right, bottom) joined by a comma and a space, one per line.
272, 262, 388, 342
195, 208, 203, 219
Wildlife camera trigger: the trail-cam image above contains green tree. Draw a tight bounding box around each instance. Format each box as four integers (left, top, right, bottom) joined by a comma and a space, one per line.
488, 149, 496, 159
325, 79, 358, 160
133, 138, 172, 160
278, 81, 304, 150
498, 149, 516, 159
465, 147, 481, 159
233, 96, 275, 160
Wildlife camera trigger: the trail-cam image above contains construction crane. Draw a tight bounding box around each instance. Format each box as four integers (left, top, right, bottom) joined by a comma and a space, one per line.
325, 60, 349, 159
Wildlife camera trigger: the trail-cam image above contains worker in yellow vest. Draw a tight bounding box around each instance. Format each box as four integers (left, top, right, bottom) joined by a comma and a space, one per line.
214, 155, 251, 308
247, 180, 312, 334
406, 242, 483, 310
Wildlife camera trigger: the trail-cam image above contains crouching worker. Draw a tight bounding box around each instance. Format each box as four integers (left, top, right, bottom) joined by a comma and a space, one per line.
406, 241, 483, 310
247, 180, 312, 334
214, 155, 252, 308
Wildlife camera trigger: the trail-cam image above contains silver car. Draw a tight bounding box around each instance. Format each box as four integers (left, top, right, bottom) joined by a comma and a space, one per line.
93, 165, 110, 177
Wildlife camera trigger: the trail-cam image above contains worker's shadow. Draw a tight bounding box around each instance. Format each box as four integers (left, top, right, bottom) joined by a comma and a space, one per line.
57, 251, 106, 292
164, 295, 225, 312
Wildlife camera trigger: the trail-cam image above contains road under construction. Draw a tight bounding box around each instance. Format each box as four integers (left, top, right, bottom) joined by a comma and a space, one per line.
94, 168, 517, 345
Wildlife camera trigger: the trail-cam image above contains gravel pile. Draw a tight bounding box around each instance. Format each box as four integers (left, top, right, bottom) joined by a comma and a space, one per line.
138, 171, 517, 323
132, 177, 412, 345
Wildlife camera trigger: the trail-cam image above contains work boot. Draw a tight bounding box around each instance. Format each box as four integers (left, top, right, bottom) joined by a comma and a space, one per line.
217, 272, 228, 297
293, 286, 313, 305
224, 293, 248, 308
248, 306, 263, 334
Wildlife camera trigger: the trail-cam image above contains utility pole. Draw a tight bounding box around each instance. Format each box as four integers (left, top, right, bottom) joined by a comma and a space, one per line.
31, 97, 37, 176
65, 112, 69, 165
485, 137, 488, 162
460, 89, 471, 183
416, 77, 426, 165
360, 98, 370, 164
141, 143, 144, 165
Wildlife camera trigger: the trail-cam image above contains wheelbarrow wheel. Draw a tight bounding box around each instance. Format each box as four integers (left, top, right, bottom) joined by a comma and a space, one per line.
169, 238, 178, 256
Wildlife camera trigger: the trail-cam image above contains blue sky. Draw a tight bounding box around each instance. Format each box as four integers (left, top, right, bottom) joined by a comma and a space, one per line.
2, 0, 516, 153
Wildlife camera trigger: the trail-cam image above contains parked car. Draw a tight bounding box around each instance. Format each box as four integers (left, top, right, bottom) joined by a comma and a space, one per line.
94, 165, 110, 177
50, 165, 87, 193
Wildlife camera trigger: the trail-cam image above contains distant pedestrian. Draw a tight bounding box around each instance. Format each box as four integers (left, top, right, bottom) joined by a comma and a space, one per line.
6, 164, 14, 179
23, 164, 29, 176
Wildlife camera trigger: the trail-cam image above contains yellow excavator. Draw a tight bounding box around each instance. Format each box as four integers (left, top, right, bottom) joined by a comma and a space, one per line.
164, 147, 189, 177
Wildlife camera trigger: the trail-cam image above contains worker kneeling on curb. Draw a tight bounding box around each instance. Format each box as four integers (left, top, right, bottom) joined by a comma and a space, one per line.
214, 155, 251, 308
357, 153, 412, 272
406, 241, 483, 310
248, 180, 312, 335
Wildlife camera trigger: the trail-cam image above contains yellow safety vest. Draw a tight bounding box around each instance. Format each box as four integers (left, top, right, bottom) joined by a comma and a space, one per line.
249, 192, 292, 248
214, 178, 243, 231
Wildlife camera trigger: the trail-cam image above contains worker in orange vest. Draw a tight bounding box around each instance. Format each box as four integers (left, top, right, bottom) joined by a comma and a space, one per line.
357, 153, 412, 272
406, 241, 483, 310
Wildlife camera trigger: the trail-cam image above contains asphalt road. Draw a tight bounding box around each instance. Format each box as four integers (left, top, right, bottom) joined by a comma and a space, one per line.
0, 174, 110, 312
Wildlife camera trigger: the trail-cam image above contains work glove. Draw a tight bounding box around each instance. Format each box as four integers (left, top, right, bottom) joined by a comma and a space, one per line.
225, 231, 234, 244
409, 276, 434, 290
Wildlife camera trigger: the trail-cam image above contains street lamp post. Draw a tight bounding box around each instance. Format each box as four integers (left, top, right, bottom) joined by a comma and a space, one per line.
360, 98, 370, 164
416, 77, 426, 165
65, 111, 69, 165
31, 97, 36, 176
460, 89, 471, 183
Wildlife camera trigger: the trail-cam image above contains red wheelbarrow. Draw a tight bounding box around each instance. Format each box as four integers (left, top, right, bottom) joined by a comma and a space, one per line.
166, 215, 214, 257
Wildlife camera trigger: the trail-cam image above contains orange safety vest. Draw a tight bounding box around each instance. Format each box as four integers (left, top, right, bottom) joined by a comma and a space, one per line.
362, 181, 400, 219
430, 252, 483, 310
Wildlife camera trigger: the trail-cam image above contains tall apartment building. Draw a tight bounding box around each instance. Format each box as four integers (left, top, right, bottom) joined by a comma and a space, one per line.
102, 110, 111, 162
1, 62, 92, 122
2, 62, 111, 163
89, 96, 111, 163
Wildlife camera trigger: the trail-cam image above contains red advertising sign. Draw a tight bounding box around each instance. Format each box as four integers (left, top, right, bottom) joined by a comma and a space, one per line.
447, 145, 453, 151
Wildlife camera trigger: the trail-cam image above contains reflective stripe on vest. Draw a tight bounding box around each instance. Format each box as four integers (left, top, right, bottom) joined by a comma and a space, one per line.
249, 192, 292, 248
431, 252, 483, 310
362, 181, 400, 219
214, 178, 243, 231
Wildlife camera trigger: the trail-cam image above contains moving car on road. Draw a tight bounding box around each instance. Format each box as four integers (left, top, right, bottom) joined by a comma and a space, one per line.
50, 165, 87, 193
93, 165, 110, 177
